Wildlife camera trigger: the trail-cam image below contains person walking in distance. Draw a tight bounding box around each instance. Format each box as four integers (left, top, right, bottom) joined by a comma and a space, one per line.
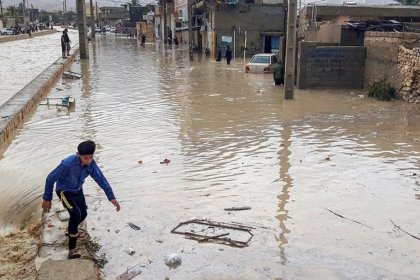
225, 45, 232, 65
216, 46, 222, 62
141, 33, 146, 47
61, 31, 67, 58
42, 140, 121, 259
64, 29, 71, 57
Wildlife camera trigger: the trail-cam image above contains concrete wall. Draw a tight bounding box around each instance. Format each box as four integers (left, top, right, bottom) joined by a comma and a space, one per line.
214, 4, 286, 57
399, 46, 420, 103
297, 42, 366, 89
304, 24, 364, 46
364, 32, 420, 92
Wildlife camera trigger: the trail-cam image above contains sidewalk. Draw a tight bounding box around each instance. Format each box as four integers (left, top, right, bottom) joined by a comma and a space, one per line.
0, 30, 79, 106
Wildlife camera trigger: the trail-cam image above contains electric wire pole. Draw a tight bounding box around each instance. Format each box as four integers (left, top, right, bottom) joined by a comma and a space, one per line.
284, 0, 297, 100
90, 0, 95, 38
96, 2, 99, 27
76, 0, 88, 59
0, 0, 4, 25
163, 0, 167, 44
188, 0, 193, 61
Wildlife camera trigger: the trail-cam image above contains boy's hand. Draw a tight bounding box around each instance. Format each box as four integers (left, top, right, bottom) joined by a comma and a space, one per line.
111, 199, 121, 212
42, 200, 52, 213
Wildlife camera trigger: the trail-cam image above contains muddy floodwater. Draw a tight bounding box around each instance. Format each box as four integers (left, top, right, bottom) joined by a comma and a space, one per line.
1, 36, 420, 279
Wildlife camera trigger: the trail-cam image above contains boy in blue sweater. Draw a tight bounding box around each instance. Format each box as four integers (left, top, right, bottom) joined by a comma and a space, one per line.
42, 140, 121, 259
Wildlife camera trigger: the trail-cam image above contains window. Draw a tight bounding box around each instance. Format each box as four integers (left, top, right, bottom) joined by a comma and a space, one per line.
250, 55, 271, 64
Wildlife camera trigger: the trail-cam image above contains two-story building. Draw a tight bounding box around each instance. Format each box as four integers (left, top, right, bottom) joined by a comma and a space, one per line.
154, 0, 177, 41
172, 0, 286, 57
100, 6, 130, 27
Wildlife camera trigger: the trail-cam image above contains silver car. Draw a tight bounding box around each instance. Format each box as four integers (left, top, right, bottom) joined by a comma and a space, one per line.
1, 28, 16, 35
245, 53, 278, 74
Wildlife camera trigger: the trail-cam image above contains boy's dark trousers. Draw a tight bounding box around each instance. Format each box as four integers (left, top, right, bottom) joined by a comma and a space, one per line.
56, 190, 87, 250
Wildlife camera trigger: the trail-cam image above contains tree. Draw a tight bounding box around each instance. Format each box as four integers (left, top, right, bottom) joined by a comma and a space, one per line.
7, 5, 17, 17
127, 0, 140, 6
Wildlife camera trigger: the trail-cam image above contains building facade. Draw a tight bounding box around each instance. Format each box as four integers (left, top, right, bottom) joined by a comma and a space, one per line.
100, 7, 130, 26
171, 0, 286, 57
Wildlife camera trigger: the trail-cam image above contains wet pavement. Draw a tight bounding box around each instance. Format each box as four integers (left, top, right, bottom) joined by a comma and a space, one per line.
1, 35, 420, 279
0, 29, 78, 106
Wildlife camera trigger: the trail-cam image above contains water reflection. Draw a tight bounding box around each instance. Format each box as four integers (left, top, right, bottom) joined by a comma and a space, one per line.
276, 122, 293, 265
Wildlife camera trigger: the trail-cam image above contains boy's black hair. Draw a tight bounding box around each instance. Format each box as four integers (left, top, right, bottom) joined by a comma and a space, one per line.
78, 140, 96, 155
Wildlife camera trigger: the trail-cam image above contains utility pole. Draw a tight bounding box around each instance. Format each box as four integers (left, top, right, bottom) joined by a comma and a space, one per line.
163, 0, 167, 44
22, 0, 25, 23
76, 0, 89, 59
96, 2, 99, 27
90, 0, 95, 38
0, 0, 4, 25
62, 0, 68, 26
188, 0, 193, 61
62, 1, 64, 25
284, 0, 297, 100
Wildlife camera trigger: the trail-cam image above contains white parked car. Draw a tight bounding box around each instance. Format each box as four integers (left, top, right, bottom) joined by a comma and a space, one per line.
245, 53, 278, 74
1, 28, 16, 35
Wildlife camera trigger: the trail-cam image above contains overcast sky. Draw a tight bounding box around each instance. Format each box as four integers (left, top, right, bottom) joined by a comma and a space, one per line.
1, 0, 158, 11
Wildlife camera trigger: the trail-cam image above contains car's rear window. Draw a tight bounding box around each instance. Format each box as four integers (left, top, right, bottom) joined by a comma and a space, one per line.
250, 56, 271, 64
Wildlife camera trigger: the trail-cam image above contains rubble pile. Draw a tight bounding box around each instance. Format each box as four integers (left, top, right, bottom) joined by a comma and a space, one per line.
398, 46, 420, 103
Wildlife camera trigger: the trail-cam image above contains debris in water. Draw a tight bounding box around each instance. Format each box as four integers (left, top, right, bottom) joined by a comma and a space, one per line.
164, 253, 182, 268
325, 157, 331, 161
160, 159, 171, 164
115, 263, 142, 280
198, 233, 230, 242
390, 220, 420, 241
138, 160, 143, 165
63, 71, 82, 79
224, 206, 252, 211
171, 219, 254, 247
128, 222, 141, 231
126, 247, 135, 256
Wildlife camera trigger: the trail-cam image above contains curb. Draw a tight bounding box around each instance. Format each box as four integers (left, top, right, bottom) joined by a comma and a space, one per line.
0, 29, 57, 43
0, 47, 80, 154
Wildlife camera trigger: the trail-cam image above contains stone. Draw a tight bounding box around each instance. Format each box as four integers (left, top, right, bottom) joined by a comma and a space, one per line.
58, 211, 70, 222
37, 259, 99, 280
164, 253, 182, 268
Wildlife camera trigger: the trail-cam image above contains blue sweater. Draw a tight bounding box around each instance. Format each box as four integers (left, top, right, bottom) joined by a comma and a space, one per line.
43, 155, 116, 201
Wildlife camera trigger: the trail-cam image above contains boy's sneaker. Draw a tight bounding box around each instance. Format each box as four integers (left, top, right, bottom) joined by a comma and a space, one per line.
68, 249, 81, 259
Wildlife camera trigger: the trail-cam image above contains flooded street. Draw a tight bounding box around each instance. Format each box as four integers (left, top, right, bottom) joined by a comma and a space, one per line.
1, 35, 420, 279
